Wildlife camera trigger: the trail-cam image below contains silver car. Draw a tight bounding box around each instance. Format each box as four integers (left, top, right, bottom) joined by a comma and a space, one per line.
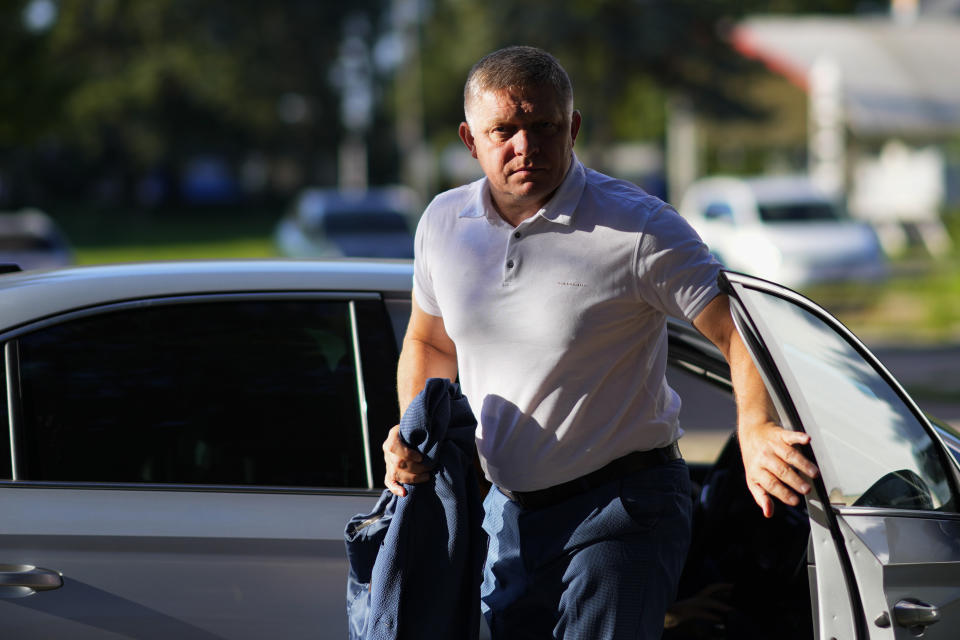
679, 175, 888, 289
0, 260, 955, 639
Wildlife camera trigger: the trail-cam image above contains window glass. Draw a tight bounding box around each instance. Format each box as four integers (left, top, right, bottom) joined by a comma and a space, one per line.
757, 202, 840, 223
703, 202, 734, 222
744, 292, 955, 511
16, 300, 367, 488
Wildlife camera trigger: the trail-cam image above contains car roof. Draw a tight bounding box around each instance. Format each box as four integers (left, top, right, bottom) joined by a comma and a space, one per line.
0, 259, 414, 331
741, 175, 833, 204
689, 174, 832, 205
297, 186, 419, 215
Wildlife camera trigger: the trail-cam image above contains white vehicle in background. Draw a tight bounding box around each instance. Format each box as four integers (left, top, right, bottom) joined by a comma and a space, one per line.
678, 175, 887, 289
0, 208, 73, 271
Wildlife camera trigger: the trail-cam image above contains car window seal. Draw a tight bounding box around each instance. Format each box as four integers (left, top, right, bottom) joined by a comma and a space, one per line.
0, 479, 382, 496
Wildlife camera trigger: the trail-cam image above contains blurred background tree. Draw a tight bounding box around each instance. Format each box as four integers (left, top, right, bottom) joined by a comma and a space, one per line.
0, 0, 869, 211
0, 0, 393, 208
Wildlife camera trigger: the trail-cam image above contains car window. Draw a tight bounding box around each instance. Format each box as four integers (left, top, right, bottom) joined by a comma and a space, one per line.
738, 289, 956, 512
13, 299, 369, 488
757, 202, 840, 223
703, 202, 734, 222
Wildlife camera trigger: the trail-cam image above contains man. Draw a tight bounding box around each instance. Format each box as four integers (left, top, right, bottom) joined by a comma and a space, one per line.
383, 45, 818, 638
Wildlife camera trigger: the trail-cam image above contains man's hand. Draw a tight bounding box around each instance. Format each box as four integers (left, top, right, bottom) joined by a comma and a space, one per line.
693, 294, 819, 518
382, 424, 431, 497
388, 295, 458, 496
738, 418, 818, 518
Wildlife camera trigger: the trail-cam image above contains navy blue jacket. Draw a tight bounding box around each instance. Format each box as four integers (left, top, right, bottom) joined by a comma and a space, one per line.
344, 378, 486, 640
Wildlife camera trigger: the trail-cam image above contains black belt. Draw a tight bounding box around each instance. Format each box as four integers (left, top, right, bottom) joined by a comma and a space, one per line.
498, 442, 682, 511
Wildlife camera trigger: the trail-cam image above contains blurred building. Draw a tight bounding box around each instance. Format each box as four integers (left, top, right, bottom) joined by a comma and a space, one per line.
728, 4, 960, 256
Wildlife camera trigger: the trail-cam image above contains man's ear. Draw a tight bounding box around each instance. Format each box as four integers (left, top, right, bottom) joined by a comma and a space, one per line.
570, 110, 582, 145
459, 122, 478, 159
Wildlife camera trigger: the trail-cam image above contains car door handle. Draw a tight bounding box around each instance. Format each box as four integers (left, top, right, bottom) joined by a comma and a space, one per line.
0, 565, 63, 591
894, 599, 940, 630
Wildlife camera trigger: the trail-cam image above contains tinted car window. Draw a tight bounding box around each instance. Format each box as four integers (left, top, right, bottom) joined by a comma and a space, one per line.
744, 292, 956, 511
757, 202, 840, 223
703, 202, 734, 222
15, 299, 368, 488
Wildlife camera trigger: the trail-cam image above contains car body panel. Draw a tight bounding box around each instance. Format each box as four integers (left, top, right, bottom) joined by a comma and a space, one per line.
0, 485, 376, 638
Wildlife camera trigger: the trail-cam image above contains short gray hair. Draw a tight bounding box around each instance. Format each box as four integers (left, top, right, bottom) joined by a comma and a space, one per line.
463, 46, 574, 125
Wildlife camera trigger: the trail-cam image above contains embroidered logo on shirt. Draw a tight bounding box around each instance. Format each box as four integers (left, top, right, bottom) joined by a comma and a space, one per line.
557, 281, 586, 287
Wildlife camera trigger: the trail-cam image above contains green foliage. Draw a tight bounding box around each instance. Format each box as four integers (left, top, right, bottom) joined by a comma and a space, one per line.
4, 0, 385, 172
416, 0, 791, 147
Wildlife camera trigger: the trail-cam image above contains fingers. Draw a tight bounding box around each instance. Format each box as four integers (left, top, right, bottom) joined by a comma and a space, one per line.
741, 421, 820, 518
748, 483, 775, 519
385, 473, 406, 498
382, 425, 430, 496
777, 434, 819, 479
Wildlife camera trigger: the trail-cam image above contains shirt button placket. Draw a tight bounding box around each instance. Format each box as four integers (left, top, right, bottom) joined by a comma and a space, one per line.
504, 229, 522, 283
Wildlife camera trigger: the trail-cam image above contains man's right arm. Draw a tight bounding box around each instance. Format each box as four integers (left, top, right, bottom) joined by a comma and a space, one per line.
383, 294, 458, 496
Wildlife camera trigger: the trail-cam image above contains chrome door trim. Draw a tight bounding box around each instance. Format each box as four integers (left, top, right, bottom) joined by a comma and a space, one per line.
4, 341, 20, 480
833, 505, 960, 520
0, 479, 384, 496
0, 291, 382, 342
348, 300, 375, 489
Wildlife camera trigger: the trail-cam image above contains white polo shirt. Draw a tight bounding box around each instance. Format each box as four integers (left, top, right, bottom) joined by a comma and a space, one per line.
413, 157, 721, 491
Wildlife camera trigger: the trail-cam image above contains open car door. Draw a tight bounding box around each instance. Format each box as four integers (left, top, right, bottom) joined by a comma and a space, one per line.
723, 271, 960, 640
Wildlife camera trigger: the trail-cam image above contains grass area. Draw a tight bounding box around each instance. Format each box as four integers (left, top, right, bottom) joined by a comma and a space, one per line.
801, 211, 960, 345
75, 237, 277, 264
54, 206, 281, 264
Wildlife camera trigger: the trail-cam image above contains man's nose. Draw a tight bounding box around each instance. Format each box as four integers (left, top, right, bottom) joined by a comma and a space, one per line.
512, 129, 538, 156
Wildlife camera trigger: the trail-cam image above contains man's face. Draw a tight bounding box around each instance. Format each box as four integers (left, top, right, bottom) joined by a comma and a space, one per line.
459, 85, 581, 222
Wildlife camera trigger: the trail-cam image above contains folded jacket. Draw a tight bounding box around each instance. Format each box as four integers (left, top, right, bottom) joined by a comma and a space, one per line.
344, 378, 486, 640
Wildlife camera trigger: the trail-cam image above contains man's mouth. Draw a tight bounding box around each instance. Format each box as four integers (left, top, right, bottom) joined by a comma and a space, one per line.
512, 166, 544, 175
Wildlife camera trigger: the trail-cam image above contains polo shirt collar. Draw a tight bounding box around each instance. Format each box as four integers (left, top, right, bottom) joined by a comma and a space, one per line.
539, 154, 584, 226
459, 153, 586, 226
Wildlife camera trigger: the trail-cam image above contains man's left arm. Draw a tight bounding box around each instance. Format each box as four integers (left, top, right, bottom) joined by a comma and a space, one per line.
692, 294, 819, 518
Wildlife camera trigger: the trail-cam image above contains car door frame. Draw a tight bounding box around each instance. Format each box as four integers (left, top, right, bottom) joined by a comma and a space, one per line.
721, 269, 960, 640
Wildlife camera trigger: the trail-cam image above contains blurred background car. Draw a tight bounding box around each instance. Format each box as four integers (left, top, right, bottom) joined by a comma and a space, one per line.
0, 208, 73, 271
678, 175, 888, 290
274, 186, 419, 259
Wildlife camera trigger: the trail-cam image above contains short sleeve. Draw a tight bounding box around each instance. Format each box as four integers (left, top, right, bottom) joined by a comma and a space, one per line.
412, 206, 443, 317
635, 204, 722, 321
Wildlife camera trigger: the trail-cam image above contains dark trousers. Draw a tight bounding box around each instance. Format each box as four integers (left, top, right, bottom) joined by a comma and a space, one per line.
481, 459, 693, 639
